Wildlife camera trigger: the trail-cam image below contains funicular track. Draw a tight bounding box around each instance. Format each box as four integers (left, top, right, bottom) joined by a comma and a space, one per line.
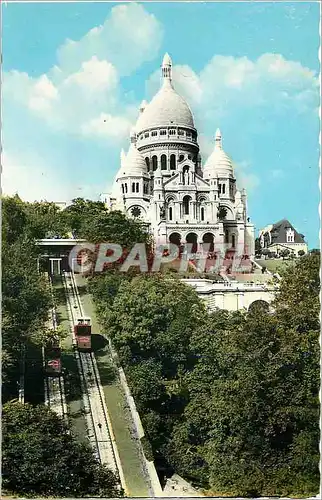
44, 274, 68, 420
62, 271, 123, 487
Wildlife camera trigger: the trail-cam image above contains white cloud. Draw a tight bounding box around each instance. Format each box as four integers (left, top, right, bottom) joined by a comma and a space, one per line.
2, 2, 319, 204
55, 3, 163, 78
63, 57, 118, 92
146, 64, 202, 105
1, 150, 103, 202
144, 51, 318, 194
1, 150, 67, 202
233, 161, 260, 193
2, 3, 165, 202
28, 75, 59, 114
146, 53, 319, 125
81, 112, 132, 139
3, 2, 163, 142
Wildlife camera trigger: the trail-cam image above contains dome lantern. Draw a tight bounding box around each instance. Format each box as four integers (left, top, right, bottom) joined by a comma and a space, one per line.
215, 128, 222, 149
162, 52, 172, 83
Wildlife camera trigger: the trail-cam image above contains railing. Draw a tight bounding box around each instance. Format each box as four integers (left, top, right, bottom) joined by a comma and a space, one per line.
181, 278, 277, 292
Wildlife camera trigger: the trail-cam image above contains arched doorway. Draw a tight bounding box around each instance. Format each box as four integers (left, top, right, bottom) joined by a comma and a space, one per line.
186, 232, 198, 254
169, 232, 181, 247
202, 232, 214, 253
248, 300, 270, 314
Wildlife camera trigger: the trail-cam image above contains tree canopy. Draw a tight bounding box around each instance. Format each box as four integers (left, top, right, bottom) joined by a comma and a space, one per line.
91, 255, 320, 497
2, 401, 121, 498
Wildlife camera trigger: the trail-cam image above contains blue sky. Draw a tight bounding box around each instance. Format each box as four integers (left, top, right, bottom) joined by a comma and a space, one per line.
2, 1, 320, 247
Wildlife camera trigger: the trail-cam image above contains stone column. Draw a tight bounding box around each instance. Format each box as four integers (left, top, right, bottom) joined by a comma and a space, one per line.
236, 292, 244, 310
215, 292, 225, 309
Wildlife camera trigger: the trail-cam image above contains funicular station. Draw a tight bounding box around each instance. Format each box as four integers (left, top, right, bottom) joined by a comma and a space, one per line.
37, 238, 87, 275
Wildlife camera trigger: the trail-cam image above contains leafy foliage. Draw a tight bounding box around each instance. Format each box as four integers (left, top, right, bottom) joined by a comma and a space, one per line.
2, 401, 121, 498
91, 256, 320, 497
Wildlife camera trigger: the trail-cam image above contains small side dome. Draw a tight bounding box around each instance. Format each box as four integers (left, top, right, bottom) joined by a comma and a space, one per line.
123, 143, 148, 176
203, 129, 234, 179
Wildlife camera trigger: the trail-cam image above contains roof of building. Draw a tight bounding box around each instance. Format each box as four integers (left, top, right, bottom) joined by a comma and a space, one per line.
265, 219, 306, 244
203, 129, 234, 179
135, 53, 195, 132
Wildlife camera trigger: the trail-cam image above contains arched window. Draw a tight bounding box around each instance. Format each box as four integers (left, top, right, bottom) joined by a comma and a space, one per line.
145, 157, 150, 171
152, 156, 158, 171
201, 207, 205, 221
232, 234, 236, 248
223, 184, 226, 194
125, 184, 128, 193
136, 183, 139, 193
169, 207, 173, 221
161, 154, 167, 170
132, 183, 135, 193
170, 154, 176, 170
121, 184, 124, 194
183, 195, 190, 215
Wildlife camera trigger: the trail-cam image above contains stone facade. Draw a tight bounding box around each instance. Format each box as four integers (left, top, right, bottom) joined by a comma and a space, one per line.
102, 53, 255, 256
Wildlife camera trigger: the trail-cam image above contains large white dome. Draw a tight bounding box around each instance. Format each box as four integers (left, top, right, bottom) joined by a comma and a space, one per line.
135, 53, 195, 133
203, 129, 234, 179
136, 83, 195, 132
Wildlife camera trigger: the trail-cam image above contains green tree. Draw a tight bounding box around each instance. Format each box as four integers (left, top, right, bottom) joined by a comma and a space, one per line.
106, 274, 206, 376
2, 195, 28, 245
2, 401, 122, 498
25, 201, 69, 239
62, 198, 108, 237
81, 209, 150, 247
166, 255, 320, 496
127, 360, 167, 411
